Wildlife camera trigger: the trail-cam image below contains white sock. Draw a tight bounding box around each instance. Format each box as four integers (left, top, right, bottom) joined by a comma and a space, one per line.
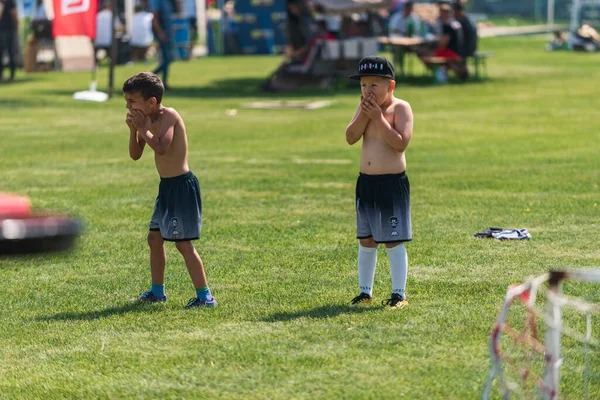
386, 244, 408, 299
358, 244, 377, 297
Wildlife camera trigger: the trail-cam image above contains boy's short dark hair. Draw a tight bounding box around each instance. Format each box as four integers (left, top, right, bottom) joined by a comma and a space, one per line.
122, 72, 164, 103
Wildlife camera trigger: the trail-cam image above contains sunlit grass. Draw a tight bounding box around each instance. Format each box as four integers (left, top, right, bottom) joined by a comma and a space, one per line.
0, 36, 598, 398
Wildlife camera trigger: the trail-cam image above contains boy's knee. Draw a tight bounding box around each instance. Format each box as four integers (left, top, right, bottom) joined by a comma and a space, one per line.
175, 240, 194, 255
359, 237, 378, 248
147, 231, 164, 248
385, 241, 405, 249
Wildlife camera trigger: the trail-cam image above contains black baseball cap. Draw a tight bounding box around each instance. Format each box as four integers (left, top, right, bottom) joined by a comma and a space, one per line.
349, 56, 395, 80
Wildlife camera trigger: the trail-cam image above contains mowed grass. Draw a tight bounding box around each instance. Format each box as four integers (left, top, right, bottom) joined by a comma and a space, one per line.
0, 36, 599, 399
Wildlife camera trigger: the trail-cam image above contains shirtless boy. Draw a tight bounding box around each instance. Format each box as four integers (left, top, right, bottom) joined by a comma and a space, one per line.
345, 56, 414, 309
124, 72, 217, 309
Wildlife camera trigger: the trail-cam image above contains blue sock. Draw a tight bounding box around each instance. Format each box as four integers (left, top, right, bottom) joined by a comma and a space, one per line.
195, 286, 212, 301
151, 283, 165, 298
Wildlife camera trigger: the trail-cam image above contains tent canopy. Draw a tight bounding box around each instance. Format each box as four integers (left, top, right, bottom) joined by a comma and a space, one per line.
313, 0, 394, 15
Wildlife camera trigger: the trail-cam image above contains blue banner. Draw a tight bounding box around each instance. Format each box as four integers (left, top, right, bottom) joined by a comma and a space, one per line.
233, 0, 287, 55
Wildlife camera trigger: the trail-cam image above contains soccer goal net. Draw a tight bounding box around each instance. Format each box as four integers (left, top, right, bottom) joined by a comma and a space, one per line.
483, 268, 600, 399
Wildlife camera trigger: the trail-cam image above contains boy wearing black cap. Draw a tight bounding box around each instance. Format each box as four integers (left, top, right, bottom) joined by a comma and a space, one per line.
345, 56, 413, 309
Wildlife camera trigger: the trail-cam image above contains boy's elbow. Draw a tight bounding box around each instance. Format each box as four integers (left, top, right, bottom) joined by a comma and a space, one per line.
345, 129, 356, 145
394, 144, 407, 153
154, 141, 171, 156
393, 139, 409, 153
129, 150, 142, 160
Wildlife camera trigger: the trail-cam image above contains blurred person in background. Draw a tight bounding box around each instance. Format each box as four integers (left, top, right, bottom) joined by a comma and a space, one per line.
572, 24, 600, 51
419, 3, 467, 81
389, 1, 422, 37
262, 17, 334, 92
312, 2, 341, 38
182, 0, 197, 51
95, 1, 123, 63
0, 0, 18, 82
431, 0, 449, 36
130, 3, 154, 62
324, 14, 341, 38
286, 0, 315, 57
433, 4, 463, 61
546, 29, 567, 51
24, 0, 49, 73
452, 2, 477, 58
342, 13, 369, 38
223, 0, 240, 54
152, 0, 175, 88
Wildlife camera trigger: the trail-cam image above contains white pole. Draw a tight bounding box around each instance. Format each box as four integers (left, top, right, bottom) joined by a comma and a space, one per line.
547, 0, 555, 31
196, 0, 206, 47
543, 275, 563, 400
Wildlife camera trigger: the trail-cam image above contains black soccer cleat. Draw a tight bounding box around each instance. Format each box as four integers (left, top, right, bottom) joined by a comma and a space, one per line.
350, 292, 373, 305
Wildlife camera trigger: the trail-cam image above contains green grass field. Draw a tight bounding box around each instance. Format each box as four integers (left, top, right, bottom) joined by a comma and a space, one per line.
1, 36, 599, 399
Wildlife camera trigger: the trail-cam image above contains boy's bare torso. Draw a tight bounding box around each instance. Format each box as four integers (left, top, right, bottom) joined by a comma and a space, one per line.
360, 97, 407, 175
149, 108, 190, 178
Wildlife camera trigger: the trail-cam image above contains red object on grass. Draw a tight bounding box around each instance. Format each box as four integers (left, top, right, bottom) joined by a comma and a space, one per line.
0, 193, 82, 255
0, 193, 32, 217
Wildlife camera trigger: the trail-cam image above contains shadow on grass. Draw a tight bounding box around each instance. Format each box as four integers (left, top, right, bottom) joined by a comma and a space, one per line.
161, 77, 362, 99
1, 77, 37, 85
166, 75, 503, 96
0, 97, 59, 108
40, 77, 353, 100
35, 302, 164, 321
262, 304, 380, 322
37, 88, 117, 98
396, 74, 498, 87
39, 74, 502, 100
165, 75, 500, 97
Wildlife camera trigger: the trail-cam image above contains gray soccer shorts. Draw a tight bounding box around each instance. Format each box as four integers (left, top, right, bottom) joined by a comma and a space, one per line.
356, 172, 412, 243
149, 171, 202, 242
